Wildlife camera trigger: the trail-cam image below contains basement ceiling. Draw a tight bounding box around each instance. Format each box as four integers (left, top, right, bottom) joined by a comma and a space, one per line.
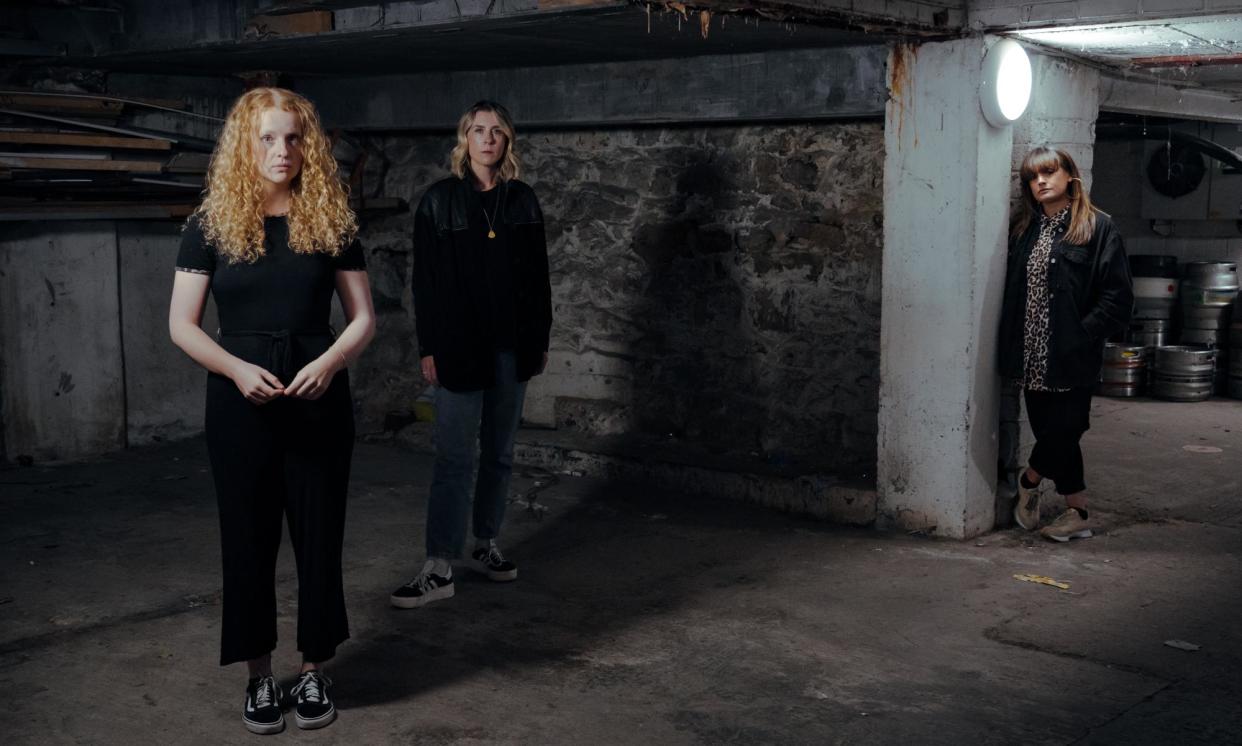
1013, 15, 1242, 97
58, 6, 880, 77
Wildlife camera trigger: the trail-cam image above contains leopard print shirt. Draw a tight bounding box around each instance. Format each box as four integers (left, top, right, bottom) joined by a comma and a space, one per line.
1023, 206, 1072, 392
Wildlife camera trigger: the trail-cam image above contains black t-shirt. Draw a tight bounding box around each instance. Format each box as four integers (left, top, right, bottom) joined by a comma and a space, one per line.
466, 185, 517, 351
175, 215, 366, 332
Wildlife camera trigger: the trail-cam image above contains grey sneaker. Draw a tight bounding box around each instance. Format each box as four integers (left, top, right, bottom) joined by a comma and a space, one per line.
1013, 475, 1041, 530
1040, 509, 1093, 542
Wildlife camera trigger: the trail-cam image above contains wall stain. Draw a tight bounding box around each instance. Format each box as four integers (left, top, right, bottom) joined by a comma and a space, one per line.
54, 372, 74, 397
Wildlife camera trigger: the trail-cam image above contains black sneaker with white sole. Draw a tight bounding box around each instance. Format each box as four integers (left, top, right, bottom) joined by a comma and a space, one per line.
390, 560, 455, 609
291, 670, 336, 730
242, 674, 285, 735
471, 544, 518, 582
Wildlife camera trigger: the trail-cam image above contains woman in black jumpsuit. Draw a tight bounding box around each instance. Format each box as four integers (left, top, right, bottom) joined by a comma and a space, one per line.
169, 88, 375, 735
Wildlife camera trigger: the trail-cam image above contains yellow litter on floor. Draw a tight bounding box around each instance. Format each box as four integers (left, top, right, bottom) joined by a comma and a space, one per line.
1013, 574, 1070, 590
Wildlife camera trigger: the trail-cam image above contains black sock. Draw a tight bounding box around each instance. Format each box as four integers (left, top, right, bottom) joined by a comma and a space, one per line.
1020, 473, 1039, 490
1072, 507, 1088, 519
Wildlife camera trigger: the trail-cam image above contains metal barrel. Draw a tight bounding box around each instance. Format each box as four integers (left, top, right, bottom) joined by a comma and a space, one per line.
1127, 318, 1172, 349
1180, 327, 1223, 347
1098, 343, 1147, 397
1151, 345, 1217, 402
1132, 277, 1178, 321
1180, 262, 1239, 330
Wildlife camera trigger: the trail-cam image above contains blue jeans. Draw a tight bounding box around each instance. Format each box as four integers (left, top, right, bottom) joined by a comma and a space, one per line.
426, 351, 527, 559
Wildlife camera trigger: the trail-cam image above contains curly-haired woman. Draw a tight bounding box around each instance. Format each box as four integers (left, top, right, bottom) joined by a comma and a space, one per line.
169, 87, 375, 734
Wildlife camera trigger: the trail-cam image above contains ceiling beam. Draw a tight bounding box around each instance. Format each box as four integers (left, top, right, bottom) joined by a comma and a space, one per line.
299, 44, 888, 129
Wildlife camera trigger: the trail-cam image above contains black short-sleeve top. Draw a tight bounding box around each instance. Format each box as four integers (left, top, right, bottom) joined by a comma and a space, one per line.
176, 215, 365, 333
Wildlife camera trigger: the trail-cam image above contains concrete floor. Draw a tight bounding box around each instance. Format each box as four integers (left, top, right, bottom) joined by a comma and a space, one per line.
1, 396, 1240, 745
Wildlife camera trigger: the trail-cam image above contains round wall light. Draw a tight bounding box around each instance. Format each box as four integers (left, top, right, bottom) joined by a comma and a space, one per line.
979, 39, 1032, 127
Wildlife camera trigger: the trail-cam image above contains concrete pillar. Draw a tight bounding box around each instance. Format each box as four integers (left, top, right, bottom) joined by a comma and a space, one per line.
878, 38, 1016, 538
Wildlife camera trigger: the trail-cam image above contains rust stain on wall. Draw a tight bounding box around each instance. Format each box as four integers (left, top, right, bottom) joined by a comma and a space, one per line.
887, 43, 918, 148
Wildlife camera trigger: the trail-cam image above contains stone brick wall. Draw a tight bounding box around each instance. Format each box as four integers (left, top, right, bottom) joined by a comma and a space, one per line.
351, 123, 884, 474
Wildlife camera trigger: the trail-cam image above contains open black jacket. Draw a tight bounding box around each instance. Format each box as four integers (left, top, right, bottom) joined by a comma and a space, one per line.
998, 210, 1133, 389
412, 176, 552, 392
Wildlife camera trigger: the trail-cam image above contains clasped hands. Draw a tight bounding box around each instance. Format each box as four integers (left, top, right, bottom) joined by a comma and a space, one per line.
232, 353, 343, 404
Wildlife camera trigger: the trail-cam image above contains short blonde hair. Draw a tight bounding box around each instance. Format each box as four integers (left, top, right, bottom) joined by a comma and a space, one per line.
194, 87, 357, 264
449, 100, 521, 182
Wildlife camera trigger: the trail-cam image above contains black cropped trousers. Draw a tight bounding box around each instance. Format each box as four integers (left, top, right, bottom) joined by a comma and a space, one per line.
1024, 386, 1092, 496
205, 331, 353, 666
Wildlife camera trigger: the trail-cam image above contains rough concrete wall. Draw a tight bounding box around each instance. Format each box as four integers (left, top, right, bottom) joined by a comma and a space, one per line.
118, 223, 219, 446
0, 224, 125, 462
355, 123, 884, 473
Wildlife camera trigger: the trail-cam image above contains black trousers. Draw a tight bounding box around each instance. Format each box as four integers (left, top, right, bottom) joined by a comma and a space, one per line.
205, 334, 353, 666
1023, 386, 1092, 495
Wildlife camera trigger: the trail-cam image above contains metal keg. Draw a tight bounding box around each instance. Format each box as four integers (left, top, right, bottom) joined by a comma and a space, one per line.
1132, 277, 1179, 320
1127, 318, 1172, 348
1180, 327, 1223, 347
1151, 345, 1217, 402
1098, 344, 1147, 397
1180, 261, 1239, 330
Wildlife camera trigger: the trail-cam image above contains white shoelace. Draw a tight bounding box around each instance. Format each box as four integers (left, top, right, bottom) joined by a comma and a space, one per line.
292, 672, 329, 703
252, 676, 278, 708
404, 559, 449, 592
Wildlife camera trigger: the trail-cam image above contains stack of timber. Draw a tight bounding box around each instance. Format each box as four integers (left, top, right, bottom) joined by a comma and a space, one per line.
0, 90, 402, 221
0, 90, 211, 221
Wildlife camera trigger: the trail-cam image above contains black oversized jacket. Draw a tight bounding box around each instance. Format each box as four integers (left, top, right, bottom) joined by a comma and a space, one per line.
412, 176, 552, 392
998, 210, 1133, 388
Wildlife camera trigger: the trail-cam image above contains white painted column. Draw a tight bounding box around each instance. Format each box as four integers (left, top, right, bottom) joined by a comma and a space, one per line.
878, 37, 1016, 538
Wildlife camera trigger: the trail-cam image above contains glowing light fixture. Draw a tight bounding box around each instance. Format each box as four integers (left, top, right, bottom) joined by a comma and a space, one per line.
979, 39, 1032, 127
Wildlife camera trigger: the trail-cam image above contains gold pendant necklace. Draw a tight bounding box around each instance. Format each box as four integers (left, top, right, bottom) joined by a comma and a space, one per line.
481, 185, 501, 239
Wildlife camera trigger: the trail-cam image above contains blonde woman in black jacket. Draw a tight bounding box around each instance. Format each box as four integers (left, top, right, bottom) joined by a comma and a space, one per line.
390, 100, 552, 608
998, 145, 1133, 542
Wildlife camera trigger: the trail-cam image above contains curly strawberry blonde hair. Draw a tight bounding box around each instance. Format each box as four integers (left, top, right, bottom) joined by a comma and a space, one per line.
194, 87, 357, 264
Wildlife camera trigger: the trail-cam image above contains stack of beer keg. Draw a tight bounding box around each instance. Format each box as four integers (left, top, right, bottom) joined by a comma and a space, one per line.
1128, 255, 1178, 349
1178, 261, 1239, 395
1106, 257, 1241, 402
1109, 255, 1175, 397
